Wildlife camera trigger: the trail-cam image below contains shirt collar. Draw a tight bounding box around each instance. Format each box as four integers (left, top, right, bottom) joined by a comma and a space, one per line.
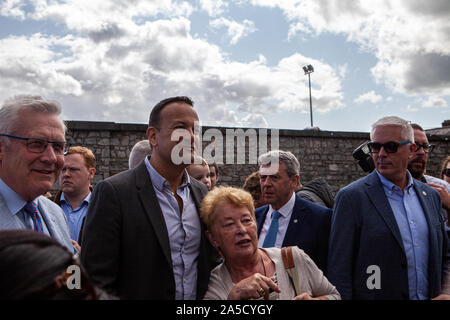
376, 169, 414, 193
268, 192, 296, 218
0, 178, 29, 216
144, 156, 191, 192
60, 191, 92, 205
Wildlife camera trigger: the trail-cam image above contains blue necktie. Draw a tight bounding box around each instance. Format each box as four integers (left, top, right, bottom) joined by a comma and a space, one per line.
262, 211, 281, 248
23, 201, 44, 233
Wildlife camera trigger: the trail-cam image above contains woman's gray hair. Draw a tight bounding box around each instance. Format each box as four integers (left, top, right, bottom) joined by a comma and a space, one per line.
0, 95, 66, 138
258, 150, 300, 177
370, 116, 414, 143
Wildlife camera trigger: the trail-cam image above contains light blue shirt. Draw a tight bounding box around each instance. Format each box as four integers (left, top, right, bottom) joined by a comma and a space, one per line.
258, 192, 296, 248
145, 157, 201, 300
376, 170, 430, 300
60, 192, 91, 242
0, 178, 50, 235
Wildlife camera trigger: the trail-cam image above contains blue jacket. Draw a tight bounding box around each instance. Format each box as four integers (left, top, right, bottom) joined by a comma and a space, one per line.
255, 194, 332, 273
327, 170, 450, 300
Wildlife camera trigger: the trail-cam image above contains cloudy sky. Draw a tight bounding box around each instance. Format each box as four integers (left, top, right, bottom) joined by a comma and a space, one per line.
0, 0, 449, 132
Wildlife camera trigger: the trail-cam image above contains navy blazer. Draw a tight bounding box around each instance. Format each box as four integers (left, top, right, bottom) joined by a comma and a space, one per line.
255, 194, 332, 273
327, 170, 450, 300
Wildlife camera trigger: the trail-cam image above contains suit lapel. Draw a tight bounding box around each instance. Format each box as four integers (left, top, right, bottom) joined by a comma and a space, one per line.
135, 162, 173, 269
189, 180, 204, 214
413, 180, 439, 286
365, 171, 405, 252
413, 180, 436, 227
38, 197, 58, 237
256, 206, 269, 236
283, 195, 306, 245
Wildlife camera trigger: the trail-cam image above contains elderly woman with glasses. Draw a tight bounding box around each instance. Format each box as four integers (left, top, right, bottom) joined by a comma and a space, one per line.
200, 186, 340, 300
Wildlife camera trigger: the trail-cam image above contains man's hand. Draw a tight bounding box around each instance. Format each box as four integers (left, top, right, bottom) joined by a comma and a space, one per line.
72, 240, 81, 253
427, 183, 450, 210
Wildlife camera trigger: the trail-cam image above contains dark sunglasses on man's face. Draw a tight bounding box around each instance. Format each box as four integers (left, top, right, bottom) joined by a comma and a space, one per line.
443, 168, 450, 177
367, 140, 410, 154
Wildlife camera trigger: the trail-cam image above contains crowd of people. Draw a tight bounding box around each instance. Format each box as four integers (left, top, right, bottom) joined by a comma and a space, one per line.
0, 94, 449, 300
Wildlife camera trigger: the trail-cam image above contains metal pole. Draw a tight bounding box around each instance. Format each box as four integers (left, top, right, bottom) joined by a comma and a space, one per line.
308, 72, 313, 127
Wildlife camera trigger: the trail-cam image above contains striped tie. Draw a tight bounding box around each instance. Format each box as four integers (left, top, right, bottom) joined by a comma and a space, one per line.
23, 201, 44, 233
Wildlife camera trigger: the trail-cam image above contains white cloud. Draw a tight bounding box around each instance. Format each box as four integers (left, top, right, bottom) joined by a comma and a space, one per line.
0, 1, 346, 128
250, 0, 450, 96
210, 17, 257, 45
199, 0, 228, 17
421, 95, 448, 108
405, 104, 419, 112
29, 0, 194, 37
354, 90, 383, 104
0, 0, 26, 19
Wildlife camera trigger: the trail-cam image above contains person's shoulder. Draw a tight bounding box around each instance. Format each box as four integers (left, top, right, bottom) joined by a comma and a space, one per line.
295, 194, 331, 216
96, 165, 144, 191
190, 177, 208, 194
37, 195, 63, 213
337, 173, 374, 197
424, 175, 450, 191
285, 246, 313, 268
413, 178, 441, 199
254, 204, 269, 216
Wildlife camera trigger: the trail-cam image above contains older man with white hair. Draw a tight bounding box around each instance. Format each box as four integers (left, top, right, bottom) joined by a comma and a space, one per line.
0, 95, 72, 250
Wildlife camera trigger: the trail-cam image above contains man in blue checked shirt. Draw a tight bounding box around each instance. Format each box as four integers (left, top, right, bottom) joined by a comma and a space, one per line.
54, 146, 95, 251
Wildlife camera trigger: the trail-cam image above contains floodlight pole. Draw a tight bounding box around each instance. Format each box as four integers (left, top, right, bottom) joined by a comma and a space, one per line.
307, 71, 313, 127
303, 64, 314, 128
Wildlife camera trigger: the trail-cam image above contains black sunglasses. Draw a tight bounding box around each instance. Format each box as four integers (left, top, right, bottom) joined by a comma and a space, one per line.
443, 168, 450, 177
367, 140, 410, 154
414, 143, 435, 153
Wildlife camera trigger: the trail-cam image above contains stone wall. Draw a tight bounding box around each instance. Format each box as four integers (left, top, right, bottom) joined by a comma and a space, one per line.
63, 121, 450, 195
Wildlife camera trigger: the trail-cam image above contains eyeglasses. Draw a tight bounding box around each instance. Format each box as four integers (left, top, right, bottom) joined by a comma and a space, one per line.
443, 168, 450, 177
414, 143, 434, 153
367, 140, 410, 154
0, 134, 67, 155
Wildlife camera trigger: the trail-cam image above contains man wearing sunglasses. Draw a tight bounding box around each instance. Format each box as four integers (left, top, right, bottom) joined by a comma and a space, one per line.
328, 116, 450, 300
0, 95, 72, 251
408, 124, 450, 228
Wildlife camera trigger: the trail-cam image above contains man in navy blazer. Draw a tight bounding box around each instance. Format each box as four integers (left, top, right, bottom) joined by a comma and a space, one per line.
255, 150, 332, 273
328, 116, 450, 300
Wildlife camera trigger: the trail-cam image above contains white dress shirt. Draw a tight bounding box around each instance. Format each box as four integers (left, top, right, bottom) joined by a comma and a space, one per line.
258, 192, 296, 248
